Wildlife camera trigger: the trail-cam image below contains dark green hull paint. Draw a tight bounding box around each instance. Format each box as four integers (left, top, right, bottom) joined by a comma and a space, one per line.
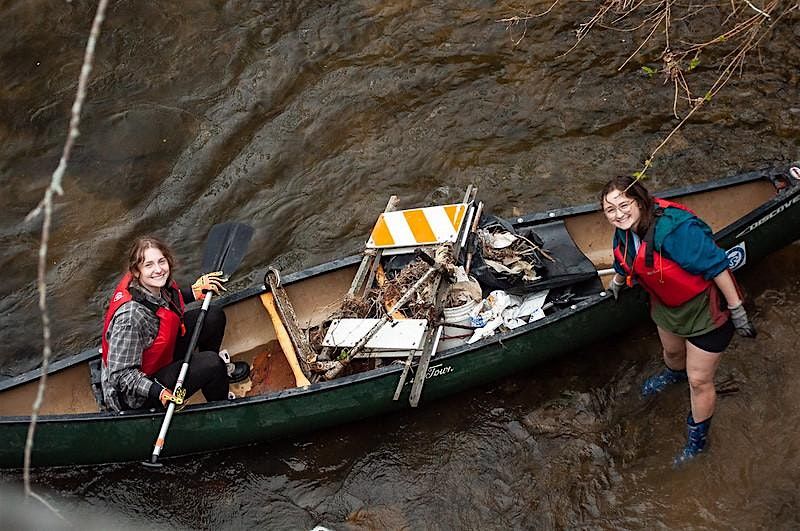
2, 293, 645, 468
2, 164, 798, 468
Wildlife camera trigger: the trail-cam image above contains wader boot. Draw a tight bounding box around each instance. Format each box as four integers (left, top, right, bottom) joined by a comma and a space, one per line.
641, 366, 688, 398
673, 413, 711, 467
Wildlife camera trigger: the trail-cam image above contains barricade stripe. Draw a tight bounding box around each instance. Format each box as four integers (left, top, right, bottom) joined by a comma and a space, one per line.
367, 203, 469, 248
384, 211, 416, 244
425, 205, 457, 240
369, 215, 395, 247
403, 209, 437, 244
444, 204, 466, 231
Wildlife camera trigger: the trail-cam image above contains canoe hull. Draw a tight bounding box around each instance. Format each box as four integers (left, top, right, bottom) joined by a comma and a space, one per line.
1, 290, 644, 467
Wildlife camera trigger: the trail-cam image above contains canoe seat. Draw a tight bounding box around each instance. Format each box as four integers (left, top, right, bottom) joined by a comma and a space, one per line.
469, 219, 601, 296
533, 220, 602, 293
88, 359, 106, 409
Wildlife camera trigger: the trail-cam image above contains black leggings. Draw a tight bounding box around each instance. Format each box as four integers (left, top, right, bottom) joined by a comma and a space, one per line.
146, 351, 229, 407
143, 305, 228, 408
173, 305, 227, 360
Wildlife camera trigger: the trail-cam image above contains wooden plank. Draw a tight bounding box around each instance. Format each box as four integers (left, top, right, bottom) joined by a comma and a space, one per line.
349, 195, 399, 297
266, 269, 316, 374
260, 293, 311, 388
408, 325, 443, 407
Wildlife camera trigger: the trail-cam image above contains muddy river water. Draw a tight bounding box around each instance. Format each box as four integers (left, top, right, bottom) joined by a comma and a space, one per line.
1, 1, 799, 528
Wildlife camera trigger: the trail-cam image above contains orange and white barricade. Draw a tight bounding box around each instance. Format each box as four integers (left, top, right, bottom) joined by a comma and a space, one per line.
367, 203, 469, 250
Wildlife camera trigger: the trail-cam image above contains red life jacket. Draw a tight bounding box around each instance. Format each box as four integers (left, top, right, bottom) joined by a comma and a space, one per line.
101, 273, 185, 376
613, 198, 712, 308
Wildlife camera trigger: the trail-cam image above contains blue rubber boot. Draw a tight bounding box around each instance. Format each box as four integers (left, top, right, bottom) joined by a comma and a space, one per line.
641, 366, 688, 398
673, 413, 711, 467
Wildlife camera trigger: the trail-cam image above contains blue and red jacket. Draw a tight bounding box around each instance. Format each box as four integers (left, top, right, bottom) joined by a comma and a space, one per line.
613, 198, 723, 308
101, 273, 186, 375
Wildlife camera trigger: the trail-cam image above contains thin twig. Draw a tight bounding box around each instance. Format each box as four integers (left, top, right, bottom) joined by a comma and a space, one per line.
744, 0, 771, 17
23, 0, 109, 515
634, 3, 780, 180
617, 11, 665, 70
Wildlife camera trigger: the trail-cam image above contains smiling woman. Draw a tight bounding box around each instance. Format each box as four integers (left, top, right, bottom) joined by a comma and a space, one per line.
100, 236, 233, 412
132, 244, 173, 296
600, 175, 757, 466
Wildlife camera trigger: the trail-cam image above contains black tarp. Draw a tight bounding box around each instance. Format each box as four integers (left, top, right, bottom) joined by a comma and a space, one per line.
470, 219, 600, 296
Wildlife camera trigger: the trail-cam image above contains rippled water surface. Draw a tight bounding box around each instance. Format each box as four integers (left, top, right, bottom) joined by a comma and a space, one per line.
1, 1, 799, 529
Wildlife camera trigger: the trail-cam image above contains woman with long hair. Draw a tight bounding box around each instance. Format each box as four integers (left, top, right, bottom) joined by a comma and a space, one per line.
100, 236, 245, 412
601, 176, 756, 465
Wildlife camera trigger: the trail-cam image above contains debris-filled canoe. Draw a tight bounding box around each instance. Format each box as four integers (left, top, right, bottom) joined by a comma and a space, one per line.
2, 163, 799, 468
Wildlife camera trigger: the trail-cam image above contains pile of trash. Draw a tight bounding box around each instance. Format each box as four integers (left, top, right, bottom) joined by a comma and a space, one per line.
469, 216, 552, 294
302, 199, 558, 377
463, 288, 549, 344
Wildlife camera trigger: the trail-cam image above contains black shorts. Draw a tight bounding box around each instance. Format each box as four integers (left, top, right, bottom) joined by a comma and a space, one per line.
687, 319, 735, 353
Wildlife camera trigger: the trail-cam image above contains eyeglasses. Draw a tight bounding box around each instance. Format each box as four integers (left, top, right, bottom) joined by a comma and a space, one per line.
603, 201, 635, 218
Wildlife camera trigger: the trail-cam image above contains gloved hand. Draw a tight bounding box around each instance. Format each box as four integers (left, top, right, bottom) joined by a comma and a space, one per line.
192, 271, 227, 301
158, 387, 186, 407
609, 276, 626, 301
158, 386, 183, 406
729, 302, 757, 338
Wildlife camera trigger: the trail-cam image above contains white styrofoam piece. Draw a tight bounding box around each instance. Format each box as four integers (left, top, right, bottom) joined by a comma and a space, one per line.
323, 318, 428, 350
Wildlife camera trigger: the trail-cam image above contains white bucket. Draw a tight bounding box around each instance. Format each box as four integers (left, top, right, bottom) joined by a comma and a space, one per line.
438, 299, 479, 352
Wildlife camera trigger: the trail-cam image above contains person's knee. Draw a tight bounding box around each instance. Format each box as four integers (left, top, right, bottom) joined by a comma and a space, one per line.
687, 374, 713, 393
662, 347, 685, 363
204, 306, 227, 331
191, 350, 226, 376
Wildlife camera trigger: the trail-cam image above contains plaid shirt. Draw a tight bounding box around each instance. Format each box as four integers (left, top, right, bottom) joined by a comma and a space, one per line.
101, 281, 169, 411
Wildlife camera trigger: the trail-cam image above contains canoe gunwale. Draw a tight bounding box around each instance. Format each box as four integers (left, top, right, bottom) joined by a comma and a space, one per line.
514, 165, 774, 226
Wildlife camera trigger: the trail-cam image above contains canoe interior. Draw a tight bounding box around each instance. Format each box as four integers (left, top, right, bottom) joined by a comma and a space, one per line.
0, 177, 780, 418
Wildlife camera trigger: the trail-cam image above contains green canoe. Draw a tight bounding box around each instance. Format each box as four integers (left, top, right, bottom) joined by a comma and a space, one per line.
2, 163, 799, 468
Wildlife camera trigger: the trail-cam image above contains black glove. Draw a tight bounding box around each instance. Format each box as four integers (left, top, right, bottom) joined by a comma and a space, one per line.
729, 303, 757, 338
609, 277, 626, 301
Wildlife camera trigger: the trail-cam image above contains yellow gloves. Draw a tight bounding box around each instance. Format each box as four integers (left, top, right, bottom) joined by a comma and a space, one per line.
159, 387, 183, 406
191, 271, 227, 301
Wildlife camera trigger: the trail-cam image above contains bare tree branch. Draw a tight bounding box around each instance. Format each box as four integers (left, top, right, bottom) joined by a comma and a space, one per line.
22, 0, 110, 517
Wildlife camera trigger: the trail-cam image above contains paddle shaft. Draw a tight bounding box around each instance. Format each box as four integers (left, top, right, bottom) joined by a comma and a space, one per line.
147, 292, 213, 465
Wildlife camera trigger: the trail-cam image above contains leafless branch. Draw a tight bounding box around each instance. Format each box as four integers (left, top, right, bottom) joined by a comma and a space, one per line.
501, 0, 795, 181
22, 0, 110, 516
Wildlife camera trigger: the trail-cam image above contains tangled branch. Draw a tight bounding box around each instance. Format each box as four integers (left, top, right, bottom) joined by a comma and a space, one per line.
501, 0, 798, 180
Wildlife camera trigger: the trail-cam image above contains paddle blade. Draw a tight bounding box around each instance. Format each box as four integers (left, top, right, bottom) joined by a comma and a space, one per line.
201, 222, 254, 277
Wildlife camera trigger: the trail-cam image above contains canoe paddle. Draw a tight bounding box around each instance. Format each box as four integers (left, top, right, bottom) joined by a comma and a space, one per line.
143, 222, 254, 468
